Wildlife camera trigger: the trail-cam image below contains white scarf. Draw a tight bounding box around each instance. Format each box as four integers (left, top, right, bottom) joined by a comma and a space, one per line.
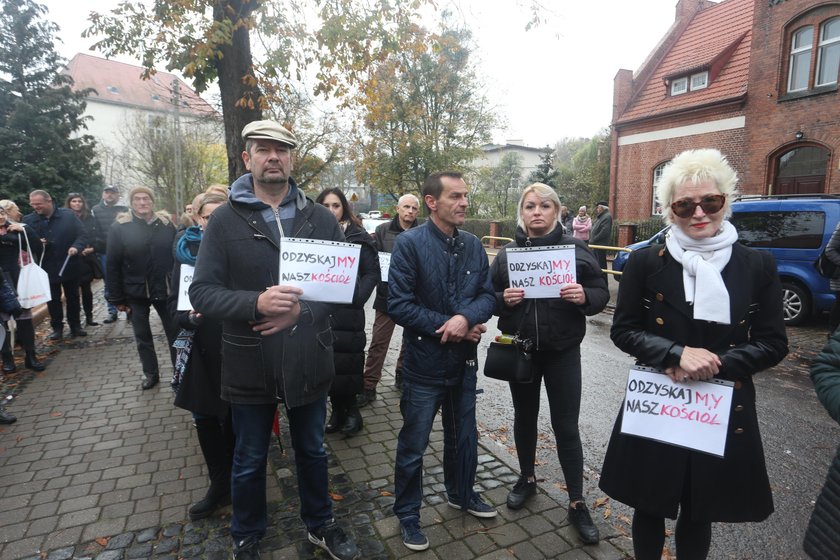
665, 220, 738, 324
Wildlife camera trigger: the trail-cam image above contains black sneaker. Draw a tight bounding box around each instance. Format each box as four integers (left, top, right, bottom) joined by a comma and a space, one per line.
232, 537, 260, 560
356, 388, 376, 407
400, 520, 429, 551
506, 476, 537, 510
103, 313, 118, 324
0, 410, 17, 425
307, 519, 359, 560
568, 502, 600, 545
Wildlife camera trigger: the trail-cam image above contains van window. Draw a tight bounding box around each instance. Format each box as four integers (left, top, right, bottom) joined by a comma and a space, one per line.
730, 211, 825, 249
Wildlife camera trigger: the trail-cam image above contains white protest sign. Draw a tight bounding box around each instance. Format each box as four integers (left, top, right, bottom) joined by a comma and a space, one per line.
279, 238, 361, 303
379, 252, 391, 282
176, 264, 195, 311
620, 366, 734, 457
506, 245, 576, 299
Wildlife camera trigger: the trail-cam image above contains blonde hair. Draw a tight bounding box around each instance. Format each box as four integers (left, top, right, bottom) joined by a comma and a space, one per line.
197, 192, 228, 217
656, 149, 738, 224
516, 183, 560, 230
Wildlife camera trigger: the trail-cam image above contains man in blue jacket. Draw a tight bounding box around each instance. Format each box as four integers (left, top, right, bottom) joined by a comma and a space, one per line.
24, 189, 88, 339
388, 171, 496, 551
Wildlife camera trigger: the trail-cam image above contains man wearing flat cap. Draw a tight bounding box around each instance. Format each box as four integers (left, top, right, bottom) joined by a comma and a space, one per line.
589, 201, 613, 280
190, 120, 361, 560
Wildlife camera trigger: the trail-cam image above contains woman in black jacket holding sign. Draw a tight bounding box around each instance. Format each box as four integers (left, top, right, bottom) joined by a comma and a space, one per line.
599, 149, 788, 559
489, 182, 608, 544
316, 188, 379, 436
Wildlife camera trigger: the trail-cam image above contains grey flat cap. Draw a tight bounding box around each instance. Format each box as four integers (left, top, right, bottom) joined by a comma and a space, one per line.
241, 120, 298, 148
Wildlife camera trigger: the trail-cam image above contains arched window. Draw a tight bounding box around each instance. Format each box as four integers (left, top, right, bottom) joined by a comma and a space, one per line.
816, 17, 840, 87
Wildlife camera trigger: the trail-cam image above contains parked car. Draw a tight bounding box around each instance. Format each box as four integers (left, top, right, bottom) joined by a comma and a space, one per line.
368, 210, 382, 219
611, 195, 840, 325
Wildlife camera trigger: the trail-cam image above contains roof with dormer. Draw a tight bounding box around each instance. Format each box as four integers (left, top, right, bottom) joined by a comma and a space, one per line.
64, 53, 217, 118
616, 0, 753, 125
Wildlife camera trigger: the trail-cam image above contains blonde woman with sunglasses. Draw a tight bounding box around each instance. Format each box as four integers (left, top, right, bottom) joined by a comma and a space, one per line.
599, 149, 788, 559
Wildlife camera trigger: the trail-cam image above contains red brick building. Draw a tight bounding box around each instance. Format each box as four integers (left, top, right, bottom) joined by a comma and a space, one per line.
610, 0, 840, 227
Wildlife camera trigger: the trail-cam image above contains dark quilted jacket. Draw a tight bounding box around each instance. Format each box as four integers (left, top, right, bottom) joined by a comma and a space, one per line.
388, 221, 495, 386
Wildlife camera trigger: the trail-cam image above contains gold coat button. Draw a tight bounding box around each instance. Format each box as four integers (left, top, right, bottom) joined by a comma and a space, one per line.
734, 405, 744, 412
734, 427, 744, 434
656, 293, 664, 301
655, 317, 664, 325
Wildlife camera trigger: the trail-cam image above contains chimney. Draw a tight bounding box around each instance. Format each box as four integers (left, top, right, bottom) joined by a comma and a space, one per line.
613, 69, 634, 123
675, 0, 713, 22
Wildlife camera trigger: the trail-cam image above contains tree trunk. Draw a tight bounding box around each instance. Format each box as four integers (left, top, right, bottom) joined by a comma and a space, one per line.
214, 0, 262, 185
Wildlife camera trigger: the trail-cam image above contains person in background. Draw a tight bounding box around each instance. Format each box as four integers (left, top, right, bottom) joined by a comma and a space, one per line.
589, 201, 613, 277
91, 186, 127, 324
189, 120, 360, 560
23, 189, 88, 340
0, 200, 22, 222
599, 149, 788, 560
490, 183, 608, 545
0, 203, 45, 373
106, 186, 178, 391
572, 206, 592, 242
65, 193, 101, 327
316, 187, 379, 436
359, 193, 420, 405
389, 171, 496, 552
560, 205, 573, 233
168, 191, 234, 521
179, 202, 197, 230
824, 223, 840, 332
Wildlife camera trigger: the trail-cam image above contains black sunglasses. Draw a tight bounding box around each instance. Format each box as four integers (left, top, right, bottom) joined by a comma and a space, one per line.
670, 194, 726, 219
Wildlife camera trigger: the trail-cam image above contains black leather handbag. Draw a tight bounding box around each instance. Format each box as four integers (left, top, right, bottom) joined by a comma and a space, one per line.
484, 301, 535, 383
484, 341, 534, 383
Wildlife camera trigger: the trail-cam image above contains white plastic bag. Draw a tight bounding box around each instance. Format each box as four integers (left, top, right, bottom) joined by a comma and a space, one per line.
16, 230, 51, 308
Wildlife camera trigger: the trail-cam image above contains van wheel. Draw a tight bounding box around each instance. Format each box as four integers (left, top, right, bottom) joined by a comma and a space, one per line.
781, 281, 810, 326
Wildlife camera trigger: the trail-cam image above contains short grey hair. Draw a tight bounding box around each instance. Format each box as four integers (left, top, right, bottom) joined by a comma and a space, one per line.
397, 194, 420, 207
516, 183, 561, 230
655, 148, 738, 224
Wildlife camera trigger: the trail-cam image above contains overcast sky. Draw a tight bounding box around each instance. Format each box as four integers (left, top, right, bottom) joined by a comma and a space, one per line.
41, 0, 682, 148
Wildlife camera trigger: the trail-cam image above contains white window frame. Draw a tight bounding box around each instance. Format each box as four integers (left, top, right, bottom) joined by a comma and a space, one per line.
652, 163, 668, 215
670, 77, 688, 96
816, 17, 840, 86
690, 71, 709, 90
788, 26, 814, 92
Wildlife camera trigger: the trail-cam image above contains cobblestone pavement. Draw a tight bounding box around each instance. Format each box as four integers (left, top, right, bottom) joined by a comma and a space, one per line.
0, 282, 832, 560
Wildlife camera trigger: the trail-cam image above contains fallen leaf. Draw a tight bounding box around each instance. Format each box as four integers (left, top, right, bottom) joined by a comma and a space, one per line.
617, 514, 631, 525
50, 412, 62, 417
593, 496, 610, 508
95, 537, 109, 546
329, 492, 344, 501
379, 490, 393, 497
602, 507, 612, 519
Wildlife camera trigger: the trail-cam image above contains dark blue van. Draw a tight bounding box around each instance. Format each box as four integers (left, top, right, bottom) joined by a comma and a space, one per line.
612, 195, 840, 325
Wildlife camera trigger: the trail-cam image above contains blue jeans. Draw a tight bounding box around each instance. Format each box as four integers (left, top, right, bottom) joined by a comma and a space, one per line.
393, 365, 478, 523
229, 398, 332, 541
99, 254, 117, 316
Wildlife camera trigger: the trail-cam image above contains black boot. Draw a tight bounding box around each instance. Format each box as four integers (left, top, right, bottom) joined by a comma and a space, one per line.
340, 406, 363, 436
190, 418, 234, 520
86, 314, 100, 326
2, 350, 15, 374
24, 350, 45, 372
325, 399, 344, 434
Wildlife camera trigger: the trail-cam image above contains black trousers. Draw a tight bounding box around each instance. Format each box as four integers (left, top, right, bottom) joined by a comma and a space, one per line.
48, 279, 81, 331
128, 299, 177, 378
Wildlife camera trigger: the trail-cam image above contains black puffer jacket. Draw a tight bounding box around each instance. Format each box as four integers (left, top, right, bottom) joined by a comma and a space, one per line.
91, 201, 128, 254
490, 225, 609, 351
106, 211, 176, 303
372, 216, 418, 312
329, 221, 379, 399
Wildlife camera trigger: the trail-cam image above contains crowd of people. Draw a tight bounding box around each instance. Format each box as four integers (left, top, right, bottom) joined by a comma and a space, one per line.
0, 124, 812, 560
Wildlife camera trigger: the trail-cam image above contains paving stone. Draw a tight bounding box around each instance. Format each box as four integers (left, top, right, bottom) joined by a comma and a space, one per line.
46, 545, 75, 560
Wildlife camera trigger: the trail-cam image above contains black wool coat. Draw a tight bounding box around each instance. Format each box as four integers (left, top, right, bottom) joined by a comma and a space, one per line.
329, 222, 379, 400
599, 241, 788, 522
